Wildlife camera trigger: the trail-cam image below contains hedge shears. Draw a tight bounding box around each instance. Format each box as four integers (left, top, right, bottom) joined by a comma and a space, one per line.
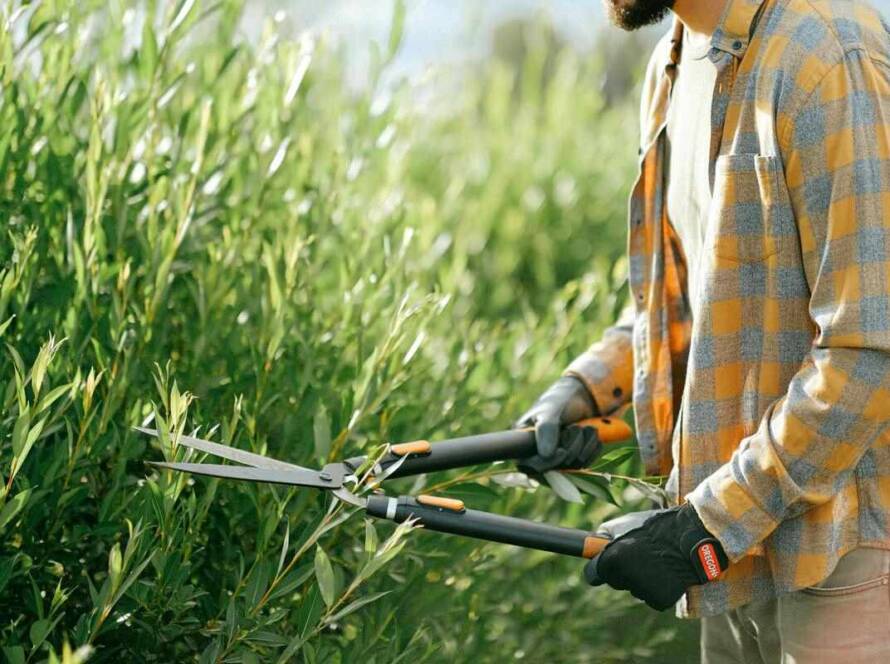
138, 416, 632, 560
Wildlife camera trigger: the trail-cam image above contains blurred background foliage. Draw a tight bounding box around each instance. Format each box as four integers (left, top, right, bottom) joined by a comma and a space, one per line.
0, 0, 700, 661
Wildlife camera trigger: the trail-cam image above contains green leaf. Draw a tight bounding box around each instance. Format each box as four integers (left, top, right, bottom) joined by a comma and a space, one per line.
168, 0, 196, 35
363, 520, 378, 555
112, 551, 155, 606
314, 546, 335, 608
107, 544, 122, 589
280, 586, 322, 662
313, 404, 331, 461
543, 471, 583, 504
245, 561, 271, 607
6, 343, 25, 377
268, 564, 314, 602
592, 446, 637, 471
11, 406, 31, 457
0, 487, 33, 533
566, 474, 618, 506
324, 590, 391, 624
2, 645, 25, 664
141, 20, 158, 78
277, 522, 290, 576
360, 539, 407, 581
29, 618, 50, 647
30, 337, 60, 401
34, 382, 72, 415
0, 315, 14, 338
443, 482, 499, 504
387, 0, 406, 59
247, 630, 290, 646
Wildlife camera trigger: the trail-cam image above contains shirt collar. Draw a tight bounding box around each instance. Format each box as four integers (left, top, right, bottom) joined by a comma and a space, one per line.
712, 0, 767, 55
668, 0, 767, 66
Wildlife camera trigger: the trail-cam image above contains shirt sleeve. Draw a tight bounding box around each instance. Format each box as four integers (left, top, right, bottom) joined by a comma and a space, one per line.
563, 304, 635, 415
687, 51, 890, 560
562, 31, 673, 416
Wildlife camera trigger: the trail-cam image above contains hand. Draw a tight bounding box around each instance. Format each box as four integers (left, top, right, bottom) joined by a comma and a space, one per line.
584, 504, 728, 611
515, 376, 599, 472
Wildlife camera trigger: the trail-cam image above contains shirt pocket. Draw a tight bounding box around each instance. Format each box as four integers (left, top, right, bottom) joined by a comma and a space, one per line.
708, 154, 786, 264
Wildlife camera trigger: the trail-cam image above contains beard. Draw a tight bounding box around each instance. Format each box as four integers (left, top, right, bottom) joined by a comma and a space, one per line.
603, 0, 675, 30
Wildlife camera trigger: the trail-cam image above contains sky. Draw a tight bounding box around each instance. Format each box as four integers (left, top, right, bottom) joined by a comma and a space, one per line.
243, 0, 890, 86
243, 0, 629, 85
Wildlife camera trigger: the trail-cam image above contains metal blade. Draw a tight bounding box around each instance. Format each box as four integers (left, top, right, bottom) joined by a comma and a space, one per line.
135, 427, 309, 472
333, 487, 368, 508
148, 461, 346, 489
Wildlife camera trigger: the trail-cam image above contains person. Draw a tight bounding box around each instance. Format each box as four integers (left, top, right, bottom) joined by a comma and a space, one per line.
516, 0, 890, 660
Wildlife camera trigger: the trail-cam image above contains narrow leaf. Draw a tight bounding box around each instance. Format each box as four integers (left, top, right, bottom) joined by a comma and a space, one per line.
313, 404, 331, 461
364, 520, 378, 555
11, 407, 30, 457
566, 474, 617, 506
313, 546, 335, 608
324, 591, 391, 624
107, 544, 122, 589
277, 522, 290, 576
543, 471, 584, 504
168, 0, 196, 35
0, 315, 14, 339
0, 487, 32, 532
387, 0, 406, 59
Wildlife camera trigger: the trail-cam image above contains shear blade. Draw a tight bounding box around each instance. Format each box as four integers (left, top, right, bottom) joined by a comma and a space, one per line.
149, 461, 345, 489
135, 426, 310, 472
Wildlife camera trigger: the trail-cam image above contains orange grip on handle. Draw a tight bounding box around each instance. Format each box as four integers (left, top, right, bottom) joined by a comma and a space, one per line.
582, 535, 610, 558
573, 416, 632, 444
416, 494, 466, 512
390, 440, 432, 457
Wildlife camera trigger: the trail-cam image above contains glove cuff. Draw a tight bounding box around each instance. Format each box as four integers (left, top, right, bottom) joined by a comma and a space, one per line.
689, 538, 728, 584
678, 504, 728, 584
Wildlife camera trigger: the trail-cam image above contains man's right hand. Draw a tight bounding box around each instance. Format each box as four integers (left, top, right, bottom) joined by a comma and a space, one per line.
514, 376, 600, 473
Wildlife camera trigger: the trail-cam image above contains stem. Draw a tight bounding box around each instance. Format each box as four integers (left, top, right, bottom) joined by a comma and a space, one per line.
565, 469, 665, 485
422, 469, 503, 494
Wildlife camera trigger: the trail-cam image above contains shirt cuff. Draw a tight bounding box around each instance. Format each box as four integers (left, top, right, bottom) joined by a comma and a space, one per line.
563, 340, 633, 417
686, 460, 778, 562
563, 351, 633, 415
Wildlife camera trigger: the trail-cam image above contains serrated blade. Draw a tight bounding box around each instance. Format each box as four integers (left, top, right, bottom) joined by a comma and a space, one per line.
135, 426, 309, 472
148, 461, 346, 489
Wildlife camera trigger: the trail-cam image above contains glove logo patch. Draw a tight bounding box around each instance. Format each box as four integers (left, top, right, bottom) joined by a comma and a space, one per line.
697, 542, 723, 581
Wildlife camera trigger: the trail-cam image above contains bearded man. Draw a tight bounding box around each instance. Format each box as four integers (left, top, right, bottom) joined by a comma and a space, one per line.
515, 0, 890, 660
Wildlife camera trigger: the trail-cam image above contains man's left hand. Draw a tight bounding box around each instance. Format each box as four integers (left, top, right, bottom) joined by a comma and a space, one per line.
585, 503, 729, 611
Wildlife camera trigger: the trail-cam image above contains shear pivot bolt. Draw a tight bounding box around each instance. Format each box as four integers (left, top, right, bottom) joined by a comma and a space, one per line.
319, 472, 332, 482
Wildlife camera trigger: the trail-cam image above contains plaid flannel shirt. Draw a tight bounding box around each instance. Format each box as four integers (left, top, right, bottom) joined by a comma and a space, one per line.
565, 0, 890, 617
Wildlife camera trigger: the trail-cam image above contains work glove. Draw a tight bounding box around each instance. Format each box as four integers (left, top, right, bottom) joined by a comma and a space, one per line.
514, 376, 600, 473
584, 503, 728, 611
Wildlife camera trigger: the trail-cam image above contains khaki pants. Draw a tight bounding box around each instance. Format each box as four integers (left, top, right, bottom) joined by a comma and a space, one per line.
701, 549, 890, 664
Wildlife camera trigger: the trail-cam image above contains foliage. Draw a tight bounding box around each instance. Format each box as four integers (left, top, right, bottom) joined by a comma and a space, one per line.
0, 1, 696, 661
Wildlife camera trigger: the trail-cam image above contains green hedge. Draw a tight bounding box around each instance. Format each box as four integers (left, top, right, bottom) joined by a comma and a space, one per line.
0, 2, 696, 661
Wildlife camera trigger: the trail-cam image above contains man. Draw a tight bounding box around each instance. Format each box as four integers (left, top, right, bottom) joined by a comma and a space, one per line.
517, 0, 890, 660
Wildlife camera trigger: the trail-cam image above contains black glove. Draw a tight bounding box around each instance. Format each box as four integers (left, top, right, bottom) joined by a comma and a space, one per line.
515, 376, 600, 472
584, 503, 728, 611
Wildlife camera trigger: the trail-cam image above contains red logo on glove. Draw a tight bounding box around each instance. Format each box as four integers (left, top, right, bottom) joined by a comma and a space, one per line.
697, 542, 723, 581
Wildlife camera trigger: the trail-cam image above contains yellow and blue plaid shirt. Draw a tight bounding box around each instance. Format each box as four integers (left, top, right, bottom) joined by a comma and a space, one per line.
566, 0, 890, 617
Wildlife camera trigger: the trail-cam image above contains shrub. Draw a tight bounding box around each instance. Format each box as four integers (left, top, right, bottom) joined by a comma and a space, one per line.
0, 1, 695, 661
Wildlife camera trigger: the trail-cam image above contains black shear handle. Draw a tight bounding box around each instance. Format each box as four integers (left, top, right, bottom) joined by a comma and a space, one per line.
366, 494, 609, 559
376, 416, 632, 479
